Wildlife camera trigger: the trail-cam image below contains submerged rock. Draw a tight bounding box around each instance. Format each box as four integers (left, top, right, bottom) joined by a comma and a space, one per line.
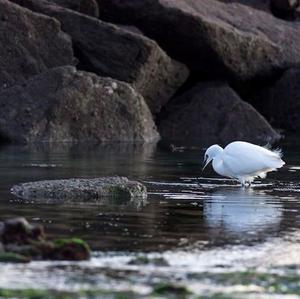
0, 218, 90, 262
11, 176, 147, 201
11, 0, 189, 114
159, 81, 280, 145
0, 0, 75, 90
2, 217, 45, 244
0, 66, 159, 143
100, 0, 300, 81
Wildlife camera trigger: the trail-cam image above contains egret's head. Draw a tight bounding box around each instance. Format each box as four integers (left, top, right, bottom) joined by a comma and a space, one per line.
203, 144, 223, 171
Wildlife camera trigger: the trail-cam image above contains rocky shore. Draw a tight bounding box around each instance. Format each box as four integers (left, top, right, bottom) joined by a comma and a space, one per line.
0, 0, 299, 145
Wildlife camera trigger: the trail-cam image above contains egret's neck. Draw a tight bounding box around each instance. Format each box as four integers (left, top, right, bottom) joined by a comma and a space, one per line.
212, 151, 230, 177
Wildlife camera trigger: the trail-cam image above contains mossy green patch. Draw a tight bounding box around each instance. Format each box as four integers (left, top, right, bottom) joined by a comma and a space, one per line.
53, 238, 89, 249
0, 289, 137, 299
0, 252, 30, 263
152, 283, 191, 297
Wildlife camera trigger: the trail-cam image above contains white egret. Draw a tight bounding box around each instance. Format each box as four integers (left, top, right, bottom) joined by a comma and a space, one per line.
202, 141, 285, 186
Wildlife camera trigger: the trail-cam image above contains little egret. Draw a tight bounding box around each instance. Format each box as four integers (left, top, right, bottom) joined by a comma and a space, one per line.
203, 141, 285, 186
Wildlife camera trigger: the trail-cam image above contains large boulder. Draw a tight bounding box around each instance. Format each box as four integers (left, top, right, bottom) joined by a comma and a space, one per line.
0, 66, 159, 143
48, 0, 99, 17
0, 0, 75, 90
253, 68, 300, 133
11, 176, 147, 201
11, 0, 189, 114
159, 82, 280, 145
100, 0, 300, 81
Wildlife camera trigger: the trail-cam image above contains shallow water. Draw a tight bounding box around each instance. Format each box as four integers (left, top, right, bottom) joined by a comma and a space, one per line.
1, 139, 300, 298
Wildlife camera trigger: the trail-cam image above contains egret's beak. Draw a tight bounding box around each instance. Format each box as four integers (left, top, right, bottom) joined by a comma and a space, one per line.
202, 157, 212, 172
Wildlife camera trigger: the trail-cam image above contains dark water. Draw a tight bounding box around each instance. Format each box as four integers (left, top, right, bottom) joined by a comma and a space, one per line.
1, 140, 300, 297
1, 139, 300, 253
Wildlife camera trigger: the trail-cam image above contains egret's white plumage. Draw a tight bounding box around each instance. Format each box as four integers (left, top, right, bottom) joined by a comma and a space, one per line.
203, 141, 285, 186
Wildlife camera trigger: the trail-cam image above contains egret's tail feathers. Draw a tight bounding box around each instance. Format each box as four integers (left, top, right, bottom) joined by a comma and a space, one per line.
263, 143, 272, 150
272, 147, 283, 158
268, 158, 285, 169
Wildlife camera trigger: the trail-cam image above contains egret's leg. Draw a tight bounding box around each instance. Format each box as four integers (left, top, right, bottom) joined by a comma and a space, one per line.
239, 178, 245, 187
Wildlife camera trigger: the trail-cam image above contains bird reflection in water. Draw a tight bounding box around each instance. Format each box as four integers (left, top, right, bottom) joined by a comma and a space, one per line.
203, 187, 283, 237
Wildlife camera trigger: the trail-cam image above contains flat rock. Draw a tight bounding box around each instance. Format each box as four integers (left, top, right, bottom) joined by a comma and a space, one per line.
0, 66, 159, 143
11, 0, 189, 114
48, 0, 99, 17
253, 68, 300, 133
11, 177, 147, 201
159, 81, 280, 145
100, 0, 300, 81
0, 0, 75, 90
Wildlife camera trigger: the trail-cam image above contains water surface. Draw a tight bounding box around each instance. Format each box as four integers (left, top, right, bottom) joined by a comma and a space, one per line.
0, 139, 300, 298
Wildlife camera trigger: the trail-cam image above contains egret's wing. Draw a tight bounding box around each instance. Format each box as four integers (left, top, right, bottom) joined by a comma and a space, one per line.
222, 141, 285, 176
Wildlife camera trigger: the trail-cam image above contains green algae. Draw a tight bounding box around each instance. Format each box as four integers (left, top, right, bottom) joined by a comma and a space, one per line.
0, 252, 30, 263
152, 283, 191, 297
0, 289, 137, 299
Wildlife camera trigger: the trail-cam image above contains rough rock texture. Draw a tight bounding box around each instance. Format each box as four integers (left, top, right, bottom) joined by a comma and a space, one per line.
0, 218, 90, 262
2, 217, 45, 244
100, 0, 300, 81
11, 0, 189, 114
0, 66, 159, 143
159, 82, 280, 145
0, 0, 75, 90
11, 176, 147, 201
217, 0, 270, 10
48, 0, 99, 17
254, 68, 300, 132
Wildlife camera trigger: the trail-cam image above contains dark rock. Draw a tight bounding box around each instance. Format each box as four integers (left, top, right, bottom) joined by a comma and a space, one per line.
159, 82, 280, 145
2, 217, 44, 245
48, 0, 99, 17
5, 239, 90, 261
0, 222, 4, 238
117, 25, 144, 35
11, 176, 147, 201
217, 0, 270, 10
0, 217, 90, 262
0, 0, 75, 90
254, 68, 300, 133
50, 238, 91, 260
11, 0, 189, 114
0, 66, 159, 143
100, 0, 300, 82
271, 0, 299, 19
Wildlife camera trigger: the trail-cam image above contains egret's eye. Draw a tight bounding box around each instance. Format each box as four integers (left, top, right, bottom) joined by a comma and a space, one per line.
204, 154, 208, 161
